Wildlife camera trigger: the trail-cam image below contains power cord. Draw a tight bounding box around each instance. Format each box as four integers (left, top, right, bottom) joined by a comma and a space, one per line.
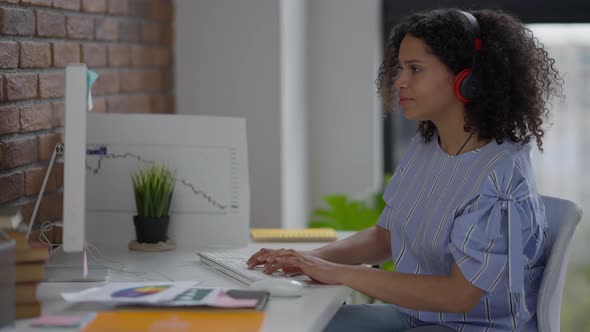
37, 222, 174, 282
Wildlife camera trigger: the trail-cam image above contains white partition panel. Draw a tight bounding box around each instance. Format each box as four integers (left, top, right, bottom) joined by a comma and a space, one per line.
85, 113, 250, 250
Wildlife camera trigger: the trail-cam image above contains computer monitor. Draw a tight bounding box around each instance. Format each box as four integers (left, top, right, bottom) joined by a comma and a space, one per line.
41, 64, 107, 282
63, 64, 87, 253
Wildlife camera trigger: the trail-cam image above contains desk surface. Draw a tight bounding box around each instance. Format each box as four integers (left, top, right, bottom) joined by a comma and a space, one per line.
12, 232, 355, 332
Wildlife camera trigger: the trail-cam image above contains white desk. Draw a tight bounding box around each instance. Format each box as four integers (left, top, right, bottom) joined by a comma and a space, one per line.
13, 233, 355, 332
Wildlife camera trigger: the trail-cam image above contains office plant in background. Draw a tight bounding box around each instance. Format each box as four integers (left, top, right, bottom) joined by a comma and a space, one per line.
131, 162, 177, 244
309, 174, 394, 272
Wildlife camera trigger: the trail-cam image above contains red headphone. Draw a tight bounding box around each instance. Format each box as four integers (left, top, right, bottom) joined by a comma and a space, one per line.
453, 11, 482, 103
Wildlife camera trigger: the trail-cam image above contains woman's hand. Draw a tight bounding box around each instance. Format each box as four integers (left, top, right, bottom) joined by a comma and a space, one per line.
247, 248, 306, 274
246, 248, 350, 285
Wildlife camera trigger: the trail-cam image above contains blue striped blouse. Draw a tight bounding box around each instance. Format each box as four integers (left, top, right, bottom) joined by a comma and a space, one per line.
377, 133, 547, 332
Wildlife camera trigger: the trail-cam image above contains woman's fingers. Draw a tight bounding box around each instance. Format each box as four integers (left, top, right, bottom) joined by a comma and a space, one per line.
264, 256, 301, 274
247, 248, 304, 270
261, 249, 299, 271
247, 248, 278, 268
282, 265, 303, 274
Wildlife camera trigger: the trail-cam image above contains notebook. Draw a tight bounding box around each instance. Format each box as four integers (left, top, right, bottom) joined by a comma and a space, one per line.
250, 228, 337, 242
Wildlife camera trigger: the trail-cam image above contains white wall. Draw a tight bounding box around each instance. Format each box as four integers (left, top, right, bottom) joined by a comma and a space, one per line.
307, 0, 383, 207
174, 0, 282, 228
174, 0, 382, 228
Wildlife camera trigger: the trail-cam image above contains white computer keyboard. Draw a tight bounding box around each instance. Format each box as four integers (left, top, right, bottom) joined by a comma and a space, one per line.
197, 251, 308, 285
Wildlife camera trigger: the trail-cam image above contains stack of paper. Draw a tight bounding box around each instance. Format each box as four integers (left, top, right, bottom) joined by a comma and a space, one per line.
62, 282, 269, 310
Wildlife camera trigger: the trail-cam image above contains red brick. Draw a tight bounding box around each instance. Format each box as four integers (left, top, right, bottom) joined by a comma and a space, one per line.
132, 0, 151, 18
140, 69, 162, 91
82, 0, 106, 13
151, 0, 172, 22
39, 72, 65, 98
24, 165, 58, 196
92, 96, 106, 113
17, 200, 35, 230
50, 226, 63, 244
119, 20, 139, 42
153, 47, 170, 66
5, 73, 38, 101
20, 103, 53, 132
34, 192, 63, 223
0, 41, 19, 69
0, 171, 25, 204
0, 137, 37, 170
0, 7, 35, 35
19, 42, 51, 68
130, 45, 151, 66
106, 95, 128, 113
151, 94, 173, 114
0, 106, 20, 135
54, 162, 63, 187
53, 0, 81, 10
108, 0, 128, 15
140, 22, 160, 44
37, 132, 62, 161
18, 205, 59, 243
23, 0, 52, 6
161, 25, 173, 46
129, 94, 150, 113
66, 15, 94, 39
95, 17, 118, 41
46, 192, 64, 223
92, 70, 119, 95
51, 42, 80, 67
119, 70, 141, 92
161, 69, 172, 92
51, 102, 64, 127
36, 10, 66, 37
82, 43, 107, 67
108, 44, 129, 66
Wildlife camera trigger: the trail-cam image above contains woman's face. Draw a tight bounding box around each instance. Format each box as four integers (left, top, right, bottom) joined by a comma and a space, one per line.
394, 34, 459, 122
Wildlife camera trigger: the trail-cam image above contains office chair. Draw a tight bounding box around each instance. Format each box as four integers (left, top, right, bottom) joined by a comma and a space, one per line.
537, 195, 583, 332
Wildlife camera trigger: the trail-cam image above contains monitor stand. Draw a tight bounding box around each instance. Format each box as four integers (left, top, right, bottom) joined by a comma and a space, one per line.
44, 247, 108, 282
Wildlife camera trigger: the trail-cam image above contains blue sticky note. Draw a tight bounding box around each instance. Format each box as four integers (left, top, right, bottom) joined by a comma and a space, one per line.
87, 70, 99, 111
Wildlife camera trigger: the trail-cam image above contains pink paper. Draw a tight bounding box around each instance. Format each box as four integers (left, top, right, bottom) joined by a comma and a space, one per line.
213, 291, 258, 308
83, 241, 88, 278
30, 314, 89, 327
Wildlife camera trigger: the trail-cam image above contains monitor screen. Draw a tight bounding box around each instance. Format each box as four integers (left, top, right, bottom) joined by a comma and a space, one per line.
63, 64, 88, 253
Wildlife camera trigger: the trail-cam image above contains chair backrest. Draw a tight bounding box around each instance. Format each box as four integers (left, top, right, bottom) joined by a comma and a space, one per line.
537, 195, 583, 332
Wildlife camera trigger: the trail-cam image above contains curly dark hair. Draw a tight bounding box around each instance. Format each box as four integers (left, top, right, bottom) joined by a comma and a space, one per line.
377, 8, 563, 151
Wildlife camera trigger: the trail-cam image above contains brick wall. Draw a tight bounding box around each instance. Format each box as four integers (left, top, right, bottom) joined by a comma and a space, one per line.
0, 0, 174, 243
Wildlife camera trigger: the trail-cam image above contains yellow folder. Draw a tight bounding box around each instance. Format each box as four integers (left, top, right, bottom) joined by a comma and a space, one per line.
82, 310, 264, 332
250, 228, 337, 242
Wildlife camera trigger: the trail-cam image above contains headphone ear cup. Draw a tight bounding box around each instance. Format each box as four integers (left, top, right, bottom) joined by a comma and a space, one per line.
453, 68, 477, 103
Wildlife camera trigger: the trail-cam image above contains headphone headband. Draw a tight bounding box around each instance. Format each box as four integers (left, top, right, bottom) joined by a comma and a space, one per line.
453, 10, 482, 103
458, 11, 482, 50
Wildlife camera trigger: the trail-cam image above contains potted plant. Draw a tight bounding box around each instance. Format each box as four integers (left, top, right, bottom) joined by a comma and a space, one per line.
131, 162, 176, 244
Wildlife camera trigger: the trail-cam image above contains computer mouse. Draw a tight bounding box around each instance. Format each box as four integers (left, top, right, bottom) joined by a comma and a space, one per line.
248, 279, 306, 297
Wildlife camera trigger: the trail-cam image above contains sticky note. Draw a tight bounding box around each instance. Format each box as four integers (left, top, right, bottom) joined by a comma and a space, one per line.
29, 313, 96, 328
87, 70, 99, 111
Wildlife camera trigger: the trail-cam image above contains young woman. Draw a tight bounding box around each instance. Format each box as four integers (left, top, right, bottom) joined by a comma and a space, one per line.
247, 8, 562, 331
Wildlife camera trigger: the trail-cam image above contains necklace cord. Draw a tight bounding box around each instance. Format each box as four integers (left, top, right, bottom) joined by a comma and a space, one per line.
455, 131, 476, 156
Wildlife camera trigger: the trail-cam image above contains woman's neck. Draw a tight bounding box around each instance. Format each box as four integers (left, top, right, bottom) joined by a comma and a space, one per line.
435, 121, 489, 156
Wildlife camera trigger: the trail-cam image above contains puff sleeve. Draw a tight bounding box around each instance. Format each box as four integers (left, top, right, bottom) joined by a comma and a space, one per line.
449, 166, 538, 316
